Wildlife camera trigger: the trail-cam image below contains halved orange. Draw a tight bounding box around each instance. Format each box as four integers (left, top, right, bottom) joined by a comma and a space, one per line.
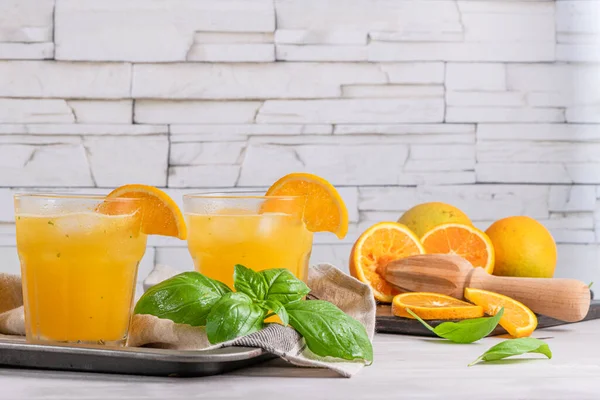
392, 292, 484, 320
265, 173, 348, 239
350, 222, 425, 303
103, 184, 187, 240
421, 223, 495, 274
464, 288, 537, 338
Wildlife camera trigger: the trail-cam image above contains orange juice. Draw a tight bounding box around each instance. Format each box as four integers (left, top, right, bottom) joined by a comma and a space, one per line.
185, 196, 313, 288
15, 203, 146, 344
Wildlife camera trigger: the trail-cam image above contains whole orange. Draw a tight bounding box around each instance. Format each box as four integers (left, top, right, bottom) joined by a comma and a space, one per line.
485, 216, 557, 278
398, 202, 472, 238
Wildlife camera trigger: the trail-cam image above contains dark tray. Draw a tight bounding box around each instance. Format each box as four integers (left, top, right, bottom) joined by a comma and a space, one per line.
0, 335, 274, 377
376, 299, 600, 336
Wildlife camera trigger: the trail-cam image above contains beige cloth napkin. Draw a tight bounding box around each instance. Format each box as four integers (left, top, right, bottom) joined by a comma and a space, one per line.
0, 264, 375, 377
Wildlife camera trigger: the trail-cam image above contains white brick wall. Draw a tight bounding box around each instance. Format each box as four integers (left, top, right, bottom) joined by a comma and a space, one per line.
0, 0, 599, 286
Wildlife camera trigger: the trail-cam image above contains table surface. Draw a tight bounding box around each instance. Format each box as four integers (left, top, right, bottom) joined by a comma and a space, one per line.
2, 319, 599, 400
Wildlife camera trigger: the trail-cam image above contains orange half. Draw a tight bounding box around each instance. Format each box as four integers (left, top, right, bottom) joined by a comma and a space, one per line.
350, 222, 425, 303
392, 292, 484, 320
266, 173, 348, 239
464, 288, 537, 338
421, 223, 495, 274
103, 184, 187, 240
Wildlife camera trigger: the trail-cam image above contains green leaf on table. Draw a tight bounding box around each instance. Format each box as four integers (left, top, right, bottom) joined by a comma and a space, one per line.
134, 271, 231, 326
234, 264, 267, 300
406, 307, 504, 344
286, 300, 373, 363
206, 292, 266, 344
260, 268, 310, 305
469, 337, 552, 366
259, 299, 289, 326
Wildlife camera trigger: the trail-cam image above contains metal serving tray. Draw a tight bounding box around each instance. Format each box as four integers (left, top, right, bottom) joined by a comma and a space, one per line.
0, 335, 274, 377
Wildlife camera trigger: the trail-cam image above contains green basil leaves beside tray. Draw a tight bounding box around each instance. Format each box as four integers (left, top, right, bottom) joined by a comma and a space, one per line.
135, 264, 373, 363
469, 337, 553, 366
406, 307, 505, 344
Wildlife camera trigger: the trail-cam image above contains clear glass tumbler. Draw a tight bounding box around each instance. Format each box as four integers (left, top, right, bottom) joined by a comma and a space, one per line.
14, 194, 147, 345
183, 193, 313, 288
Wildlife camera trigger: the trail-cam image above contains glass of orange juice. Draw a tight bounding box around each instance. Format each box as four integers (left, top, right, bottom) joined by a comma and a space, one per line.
183, 193, 313, 288
14, 194, 147, 345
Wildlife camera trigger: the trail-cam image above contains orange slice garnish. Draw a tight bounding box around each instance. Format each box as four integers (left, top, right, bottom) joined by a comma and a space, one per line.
350, 222, 425, 303
265, 173, 348, 239
103, 184, 187, 240
464, 288, 537, 338
392, 292, 484, 320
421, 223, 495, 274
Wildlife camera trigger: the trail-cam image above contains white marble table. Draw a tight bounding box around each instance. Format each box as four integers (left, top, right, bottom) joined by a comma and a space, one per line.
2, 320, 600, 400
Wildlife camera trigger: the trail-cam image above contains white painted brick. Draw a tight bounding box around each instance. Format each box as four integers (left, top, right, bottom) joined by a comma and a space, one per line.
256, 99, 444, 124
170, 142, 246, 165
404, 159, 473, 173
555, 244, 600, 284
410, 144, 474, 160
0, 247, 21, 275
527, 92, 569, 108
134, 101, 262, 124
276, 45, 367, 62
336, 187, 359, 224
477, 124, 600, 142
136, 248, 157, 285
476, 164, 572, 184
0, 124, 168, 136
84, 136, 169, 187
0, 99, 74, 124
0, 62, 131, 99
446, 92, 525, 107
549, 186, 598, 212
334, 124, 475, 136
557, 44, 600, 62
275, 30, 367, 45
547, 213, 595, 230
0, 0, 54, 42
369, 30, 463, 43
133, 63, 386, 100
192, 32, 274, 44
187, 44, 275, 62
447, 107, 565, 123
557, 33, 600, 45
565, 164, 600, 184
567, 106, 600, 123
552, 230, 597, 244
310, 244, 353, 274
55, 0, 275, 62
0, 144, 93, 187
67, 101, 133, 124
154, 247, 195, 272
379, 63, 445, 84
479, 141, 600, 163
0, 135, 80, 145
0, 43, 53, 60
168, 165, 241, 188
446, 64, 506, 91
368, 42, 555, 62
342, 85, 443, 98
556, 1, 600, 35
248, 133, 472, 146
170, 124, 332, 138
0, 224, 16, 246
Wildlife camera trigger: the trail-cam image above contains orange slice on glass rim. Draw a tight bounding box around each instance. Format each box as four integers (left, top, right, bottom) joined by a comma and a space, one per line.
392, 292, 484, 320
101, 184, 187, 240
464, 288, 537, 338
350, 222, 425, 303
265, 173, 349, 239
421, 223, 495, 274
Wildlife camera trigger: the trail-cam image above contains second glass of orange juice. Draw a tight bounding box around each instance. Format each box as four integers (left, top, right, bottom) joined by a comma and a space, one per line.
184, 194, 313, 287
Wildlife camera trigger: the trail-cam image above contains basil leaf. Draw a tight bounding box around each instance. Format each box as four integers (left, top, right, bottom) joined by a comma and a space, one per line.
286, 300, 373, 363
406, 307, 504, 344
134, 272, 231, 326
260, 269, 310, 305
206, 292, 266, 344
234, 264, 267, 300
469, 338, 552, 366
260, 299, 289, 326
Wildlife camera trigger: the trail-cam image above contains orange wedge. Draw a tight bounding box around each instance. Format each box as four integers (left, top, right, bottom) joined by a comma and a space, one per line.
350, 222, 425, 303
265, 173, 348, 239
392, 292, 484, 320
421, 223, 495, 274
103, 184, 187, 240
464, 288, 537, 338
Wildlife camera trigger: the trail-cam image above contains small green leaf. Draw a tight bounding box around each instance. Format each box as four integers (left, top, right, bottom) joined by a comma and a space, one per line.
588, 281, 594, 289
406, 307, 504, 344
286, 300, 373, 363
260, 269, 310, 305
134, 272, 231, 326
234, 264, 267, 301
47, 220, 54, 226
469, 337, 552, 366
206, 292, 266, 344
259, 299, 289, 326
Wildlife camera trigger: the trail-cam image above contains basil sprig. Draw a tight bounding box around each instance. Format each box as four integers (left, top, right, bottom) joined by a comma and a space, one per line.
469, 337, 552, 366
135, 265, 373, 363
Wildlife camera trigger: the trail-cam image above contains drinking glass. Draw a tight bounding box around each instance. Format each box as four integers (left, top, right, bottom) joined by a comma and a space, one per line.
183, 193, 313, 288
14, 194, 147, 345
